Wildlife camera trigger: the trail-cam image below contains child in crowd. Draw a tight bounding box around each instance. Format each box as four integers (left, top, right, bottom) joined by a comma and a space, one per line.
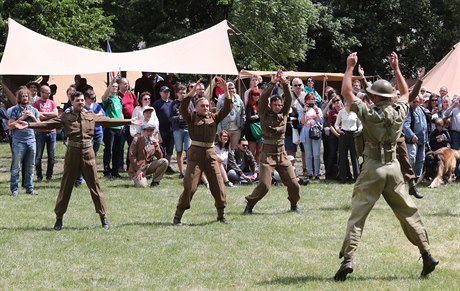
429, 118, 450, 151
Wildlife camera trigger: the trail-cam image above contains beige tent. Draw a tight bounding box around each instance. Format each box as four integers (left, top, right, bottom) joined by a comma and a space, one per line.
0, 18, 238, 76
421, 41, 460, 96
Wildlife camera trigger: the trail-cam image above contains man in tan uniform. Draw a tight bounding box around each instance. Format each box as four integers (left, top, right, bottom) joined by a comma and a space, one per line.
243, 70, 301, 215
16, 91, 140, 231
173, 77, 232, 225
128, 123, 168, 187
334, 52, 438, 281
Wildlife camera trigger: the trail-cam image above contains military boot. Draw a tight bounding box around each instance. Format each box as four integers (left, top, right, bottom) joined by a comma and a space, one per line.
243, 205, 253, 215
421, 252, 439, 277
172, 217, 182, 226
100, 215, 110, 230
408, 179, 423, 199
334, 257, 353, 281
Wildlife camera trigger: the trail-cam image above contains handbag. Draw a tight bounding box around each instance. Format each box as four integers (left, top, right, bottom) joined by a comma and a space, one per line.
309, 122, 322, 140
250, 122, 263, 139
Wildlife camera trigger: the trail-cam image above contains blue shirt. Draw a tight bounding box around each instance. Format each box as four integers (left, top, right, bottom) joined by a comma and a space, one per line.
84, 103, 105, 136
8, 104, 39, 142
403, 105, 428, 145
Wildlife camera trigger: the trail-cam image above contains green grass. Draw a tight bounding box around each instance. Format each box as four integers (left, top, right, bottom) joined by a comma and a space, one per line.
0, 142, 459, 290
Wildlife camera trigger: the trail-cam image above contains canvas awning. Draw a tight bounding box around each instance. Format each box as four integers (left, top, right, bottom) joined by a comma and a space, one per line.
421, 41, 460, 95
0, 18, 238, 76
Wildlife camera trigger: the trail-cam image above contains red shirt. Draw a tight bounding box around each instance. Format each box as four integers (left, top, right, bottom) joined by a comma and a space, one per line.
33, 99, 57, 132
119, 90, 139, 118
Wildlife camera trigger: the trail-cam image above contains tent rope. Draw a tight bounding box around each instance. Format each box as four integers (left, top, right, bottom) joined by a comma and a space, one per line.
227, 21, 286, 70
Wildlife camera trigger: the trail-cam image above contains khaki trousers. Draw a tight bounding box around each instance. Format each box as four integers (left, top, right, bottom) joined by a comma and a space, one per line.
396, 136, 416, 182
245, 148, 300, 208
55, 146, 107, 219
175, 145, 226, 218
132, 158, 168, 187
340, 158, 430, 258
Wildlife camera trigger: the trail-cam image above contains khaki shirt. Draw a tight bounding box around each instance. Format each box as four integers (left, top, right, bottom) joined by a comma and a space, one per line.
259, 82, 292, 141
29, 109, 132, 144
180, 95, 232, 143
351, 97, 409, 163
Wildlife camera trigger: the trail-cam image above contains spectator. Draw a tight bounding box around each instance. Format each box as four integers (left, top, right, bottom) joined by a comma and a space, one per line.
429, 118, 451, 151
335, 101, 361, 183
273, 155, 308, 185
153, 86, 175, 173
443, 96, 460, 181
431, 96, 451, 131
303, 78, 321, 104
321, 87, 339, 180
214, 130, 234, 187
33, 85, 58, 182
325, 94, 343, 180
170, 83, 191, 179
403, 96, 429, 179
128, 123, 168, 187
62, 85, 77, 112
84, 89, 105, 154
101, 78, 124, 179
26, 81, 40, 103
227, 137, 258, 184
118, 77, 139, 171
7, 87, 40, 196
299, 93, 323, 180
289, 78, 307, 174
217, 82, 245, 149
134, 72, 154, 99
244, 87, 263, 163
131, 92, 159, 136
244, 74, 262, 105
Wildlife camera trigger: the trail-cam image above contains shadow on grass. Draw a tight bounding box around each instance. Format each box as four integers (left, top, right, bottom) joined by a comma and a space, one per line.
426, 211, 459, 217
259, 273, 415, 285
319, 205, 352, 212
116, 220, 217, 227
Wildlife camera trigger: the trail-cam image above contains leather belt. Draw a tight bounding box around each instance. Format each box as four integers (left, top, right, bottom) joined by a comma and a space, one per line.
191, 140, 214, 148
68, 140, 92, 149
263, 139, 284, 145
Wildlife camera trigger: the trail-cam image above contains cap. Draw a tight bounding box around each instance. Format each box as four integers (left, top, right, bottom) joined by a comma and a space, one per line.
141, 123, 156, 130
159, 86, 171, 92
142, 106, 154, 113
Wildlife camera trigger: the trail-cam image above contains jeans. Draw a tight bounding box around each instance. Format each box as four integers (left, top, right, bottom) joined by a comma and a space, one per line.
35, 131, 56, 179
450, 131, 460, 177
173, 128, 191, 153
119, 125, 133, 170
407, 142, 425, 178
11, 139, 36, 193
103, 127, 123, 175
303, 136, 321, 177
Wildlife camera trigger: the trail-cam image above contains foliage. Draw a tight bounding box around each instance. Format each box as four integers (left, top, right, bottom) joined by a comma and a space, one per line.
0, 142, 459, 289
0, 0, 114, 58
228, 0, 318, 70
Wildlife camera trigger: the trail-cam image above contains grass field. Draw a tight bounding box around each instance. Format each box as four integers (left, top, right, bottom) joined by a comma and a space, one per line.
0, 142, 459, 290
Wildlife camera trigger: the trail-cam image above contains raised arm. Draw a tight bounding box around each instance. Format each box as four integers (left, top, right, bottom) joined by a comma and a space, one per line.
214, 77, 232, 123
341, 52, 357, 106
101, 78, 117, 101
409, 67, 425, 102
389, 51, 408, 102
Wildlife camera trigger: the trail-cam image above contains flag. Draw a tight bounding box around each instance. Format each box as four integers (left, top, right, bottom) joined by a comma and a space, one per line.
106, 39, 117, 82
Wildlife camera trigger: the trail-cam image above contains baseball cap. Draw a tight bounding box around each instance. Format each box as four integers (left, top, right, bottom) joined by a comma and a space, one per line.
159, 86, 171, 92
142, 106, 154, 113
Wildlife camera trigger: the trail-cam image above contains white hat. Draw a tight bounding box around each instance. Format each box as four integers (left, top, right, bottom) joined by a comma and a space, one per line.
143, 106, 154, 113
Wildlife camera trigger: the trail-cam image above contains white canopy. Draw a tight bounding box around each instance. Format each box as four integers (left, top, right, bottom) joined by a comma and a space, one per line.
422, 41, 460, 96
0, 18, 238, 76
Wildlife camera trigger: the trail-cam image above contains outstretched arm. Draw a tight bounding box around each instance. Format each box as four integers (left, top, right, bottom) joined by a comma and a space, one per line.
409, 67, 425, 102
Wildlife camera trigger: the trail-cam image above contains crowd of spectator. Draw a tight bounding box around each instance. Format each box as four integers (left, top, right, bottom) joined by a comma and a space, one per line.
2, 71, 460, 196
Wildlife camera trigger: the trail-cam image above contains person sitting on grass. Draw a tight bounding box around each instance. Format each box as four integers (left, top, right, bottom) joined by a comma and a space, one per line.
227, 137, 259, 185
128, 123, 168, 187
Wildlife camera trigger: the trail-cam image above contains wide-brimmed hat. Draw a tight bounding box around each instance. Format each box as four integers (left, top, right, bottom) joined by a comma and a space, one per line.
366, 79, 396, 98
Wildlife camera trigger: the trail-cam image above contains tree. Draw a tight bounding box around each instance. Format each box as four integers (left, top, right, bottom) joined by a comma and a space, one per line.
0, 0, 114, 59
228, 0, 319, 70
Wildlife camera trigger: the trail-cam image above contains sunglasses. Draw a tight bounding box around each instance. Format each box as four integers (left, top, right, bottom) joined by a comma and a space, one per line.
242, 144, 249, 148
333, 99, 340, 103
143, 98, 150, 101
431, 99, 437, 102
307, 79, 313, 82
293, 84, 302, 87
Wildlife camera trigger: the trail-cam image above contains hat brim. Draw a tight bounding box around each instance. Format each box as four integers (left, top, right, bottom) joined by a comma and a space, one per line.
366, 87, 396, 98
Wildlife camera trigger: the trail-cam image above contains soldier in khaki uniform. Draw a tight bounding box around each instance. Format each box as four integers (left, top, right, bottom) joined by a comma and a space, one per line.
173, 77, 232, 225
334, 52, 438, 281
243, 70, 301, 215
17, 92, 140, 231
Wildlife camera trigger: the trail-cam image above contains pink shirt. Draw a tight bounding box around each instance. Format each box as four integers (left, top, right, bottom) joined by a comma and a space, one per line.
33, 99, 57, 132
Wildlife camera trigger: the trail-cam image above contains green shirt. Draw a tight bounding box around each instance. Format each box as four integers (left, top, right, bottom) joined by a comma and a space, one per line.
102, 95, 123, 129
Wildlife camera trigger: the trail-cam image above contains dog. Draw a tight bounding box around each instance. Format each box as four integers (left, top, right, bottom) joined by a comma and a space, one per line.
417, 147, 460, 188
